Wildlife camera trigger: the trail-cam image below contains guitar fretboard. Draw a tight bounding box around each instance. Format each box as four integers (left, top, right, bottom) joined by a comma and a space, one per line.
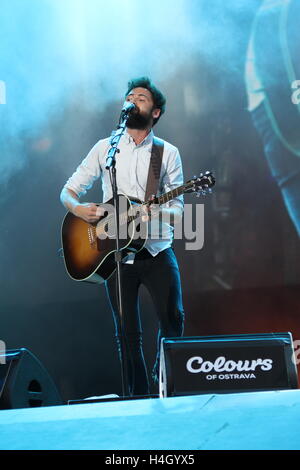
98, 173, 213, 229
124, 183, 189, 224
127, 180, 200, 222
156, 184, 187, 205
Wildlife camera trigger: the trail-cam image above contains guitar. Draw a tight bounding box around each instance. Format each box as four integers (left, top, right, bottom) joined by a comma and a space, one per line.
61, 171, 215, 284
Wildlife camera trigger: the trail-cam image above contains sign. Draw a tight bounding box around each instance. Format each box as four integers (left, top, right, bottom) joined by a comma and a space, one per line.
159, 333, 298, 397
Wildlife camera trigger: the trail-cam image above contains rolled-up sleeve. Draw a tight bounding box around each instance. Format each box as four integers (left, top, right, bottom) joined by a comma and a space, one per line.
63, 142, 102, 197
161, 148, 184, 213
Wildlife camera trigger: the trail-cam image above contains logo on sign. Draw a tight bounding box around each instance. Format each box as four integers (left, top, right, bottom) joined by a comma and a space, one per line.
186, 355, 273, 381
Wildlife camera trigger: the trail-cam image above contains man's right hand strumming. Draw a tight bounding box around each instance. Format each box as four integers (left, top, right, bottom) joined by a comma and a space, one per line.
60, 188, 104, 223
73, 203, 104, 223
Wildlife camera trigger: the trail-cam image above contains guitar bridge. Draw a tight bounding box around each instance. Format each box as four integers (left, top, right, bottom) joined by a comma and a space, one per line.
88, 225, 97, 248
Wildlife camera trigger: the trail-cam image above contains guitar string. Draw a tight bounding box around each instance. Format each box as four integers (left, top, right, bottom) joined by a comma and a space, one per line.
93, 177, 210, 233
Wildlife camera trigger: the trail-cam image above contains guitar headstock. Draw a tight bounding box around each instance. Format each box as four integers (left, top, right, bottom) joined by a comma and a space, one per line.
184, 171, 215, 197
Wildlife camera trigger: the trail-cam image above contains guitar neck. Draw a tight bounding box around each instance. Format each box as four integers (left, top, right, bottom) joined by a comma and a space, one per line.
126, 173, 213, 222
126, 187, 185, 224
155, 184, 187, 205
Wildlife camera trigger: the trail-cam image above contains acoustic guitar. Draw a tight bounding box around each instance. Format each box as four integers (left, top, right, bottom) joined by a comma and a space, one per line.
61, 171, 215, 284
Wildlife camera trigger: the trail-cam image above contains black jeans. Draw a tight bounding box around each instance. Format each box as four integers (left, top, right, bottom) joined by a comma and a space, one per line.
105, 247, 185, 396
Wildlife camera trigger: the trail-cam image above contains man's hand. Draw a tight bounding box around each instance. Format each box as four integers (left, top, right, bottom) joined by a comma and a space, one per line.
141, 204, 160, 222
74, 203, 105, 223
141, 202, 183, 225
141, 196, 159, 222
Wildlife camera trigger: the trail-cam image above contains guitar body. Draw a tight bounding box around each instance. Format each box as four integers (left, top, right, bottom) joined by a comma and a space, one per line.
61, 171, 215, 285
61, 195, 147, 284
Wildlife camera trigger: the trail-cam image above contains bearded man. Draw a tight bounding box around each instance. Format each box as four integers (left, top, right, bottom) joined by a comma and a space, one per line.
60, 77, 185, 396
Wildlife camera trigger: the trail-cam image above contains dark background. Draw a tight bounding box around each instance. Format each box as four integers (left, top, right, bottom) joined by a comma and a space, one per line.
1, 0, 300, 400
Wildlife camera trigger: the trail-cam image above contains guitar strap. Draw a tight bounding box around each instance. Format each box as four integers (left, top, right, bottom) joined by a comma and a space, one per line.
124, 136, 164, 262
144, 136, 164, 202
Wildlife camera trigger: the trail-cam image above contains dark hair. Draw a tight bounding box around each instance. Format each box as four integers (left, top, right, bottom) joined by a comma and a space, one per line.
125, 76, 166, 125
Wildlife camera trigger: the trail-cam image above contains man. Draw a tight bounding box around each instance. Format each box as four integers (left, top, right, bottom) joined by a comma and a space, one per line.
60, 77, 185, 396
245, 0, 300, 237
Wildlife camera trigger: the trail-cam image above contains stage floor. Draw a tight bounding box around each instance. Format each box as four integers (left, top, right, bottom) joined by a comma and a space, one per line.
0, 389, 300, 450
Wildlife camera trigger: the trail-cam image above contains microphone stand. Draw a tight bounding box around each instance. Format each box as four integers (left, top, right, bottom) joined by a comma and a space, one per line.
105, 110, 131, 397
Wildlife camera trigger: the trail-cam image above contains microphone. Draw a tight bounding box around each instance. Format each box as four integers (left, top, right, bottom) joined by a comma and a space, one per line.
121, 101, 136, 114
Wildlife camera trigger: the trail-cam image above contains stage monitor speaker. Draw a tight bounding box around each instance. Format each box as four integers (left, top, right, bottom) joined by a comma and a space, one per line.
159, 332, 299, 398
0, 348, 63, 409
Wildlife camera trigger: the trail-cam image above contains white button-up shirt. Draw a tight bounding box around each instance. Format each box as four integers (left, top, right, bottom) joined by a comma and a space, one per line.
63, 129, 184, 257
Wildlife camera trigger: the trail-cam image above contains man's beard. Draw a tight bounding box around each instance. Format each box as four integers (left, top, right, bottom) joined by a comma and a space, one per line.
126, 108, 153, 130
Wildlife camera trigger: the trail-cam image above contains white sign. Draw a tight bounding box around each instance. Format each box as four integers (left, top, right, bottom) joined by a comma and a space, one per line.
186, 355, 273, 374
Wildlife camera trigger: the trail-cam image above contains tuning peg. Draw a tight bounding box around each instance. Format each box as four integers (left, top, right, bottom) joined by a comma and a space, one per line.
196, 190, 206, 197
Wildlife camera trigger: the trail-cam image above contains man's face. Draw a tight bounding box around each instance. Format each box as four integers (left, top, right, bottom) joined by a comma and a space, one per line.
125, 87, 160, 130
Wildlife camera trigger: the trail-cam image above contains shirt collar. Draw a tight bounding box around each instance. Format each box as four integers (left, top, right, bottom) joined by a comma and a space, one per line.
124, 128, 154, 147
